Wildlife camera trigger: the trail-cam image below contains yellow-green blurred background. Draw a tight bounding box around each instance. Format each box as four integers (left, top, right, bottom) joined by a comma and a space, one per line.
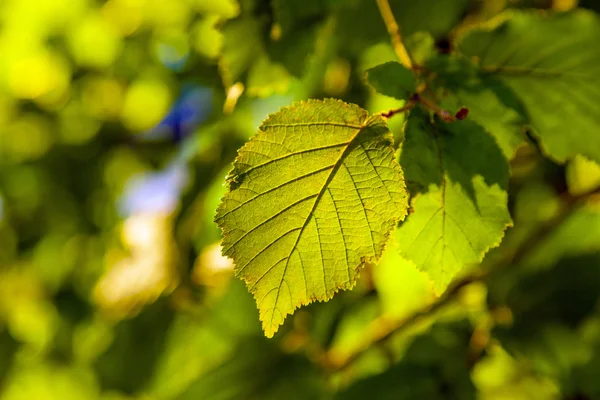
0, 0, 599, 399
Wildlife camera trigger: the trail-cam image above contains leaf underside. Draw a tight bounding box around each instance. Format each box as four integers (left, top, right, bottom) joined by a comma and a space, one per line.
397, 110, 512, 293
215, 99, 408, 337
366, 61, 417, 101
457, 10, 600, 163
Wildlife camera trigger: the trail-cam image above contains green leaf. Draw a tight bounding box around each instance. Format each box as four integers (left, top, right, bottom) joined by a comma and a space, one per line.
426, 55, 528, 158
457, 10, 600, 163
215, 99, 408, 337
366, 62, 417, 101
397, 110, 512, 293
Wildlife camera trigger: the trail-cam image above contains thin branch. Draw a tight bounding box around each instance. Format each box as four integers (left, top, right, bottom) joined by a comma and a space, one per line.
417, 95, 455, 122
379, 100, 415, 119
375, 0, 413, 69
321, 187, 600, 372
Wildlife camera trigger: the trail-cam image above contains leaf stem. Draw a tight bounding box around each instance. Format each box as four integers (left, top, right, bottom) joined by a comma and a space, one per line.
375, 0, 413, 69
380, 100, 415, 119
417, 94, 455, 122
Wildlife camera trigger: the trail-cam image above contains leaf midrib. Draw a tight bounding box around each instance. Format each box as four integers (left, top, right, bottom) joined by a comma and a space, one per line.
267, 119, 370, 328
480, 65, 594, 79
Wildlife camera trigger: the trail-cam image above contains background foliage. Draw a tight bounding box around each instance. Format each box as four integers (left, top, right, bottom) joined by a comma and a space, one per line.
0, 0, 599, 399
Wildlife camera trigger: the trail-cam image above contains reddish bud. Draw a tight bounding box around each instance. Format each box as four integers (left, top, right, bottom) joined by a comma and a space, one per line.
455, 107, 469, 120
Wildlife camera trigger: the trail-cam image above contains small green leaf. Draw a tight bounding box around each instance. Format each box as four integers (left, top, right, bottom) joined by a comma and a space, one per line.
397, 110, 512, 293
457, 10, 600, 163
366, 62, 416, 101
215, 99, 408, 337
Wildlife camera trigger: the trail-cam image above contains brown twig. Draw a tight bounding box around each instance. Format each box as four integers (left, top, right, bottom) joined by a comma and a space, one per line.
417, 95, 455, 122
380, 100, 415, 119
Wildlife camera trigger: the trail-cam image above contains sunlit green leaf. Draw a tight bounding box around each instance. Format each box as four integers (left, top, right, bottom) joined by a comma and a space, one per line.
215, 99, 408, 337
396, 110, 512, 293
457, 10, 600, 163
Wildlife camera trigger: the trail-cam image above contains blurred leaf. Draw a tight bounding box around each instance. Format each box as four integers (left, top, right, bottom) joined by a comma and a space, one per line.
0, 329, 18, 388
366, 62, 417, 101
393, 0, 470, 40
272, 0, 330, 37
193, 0, 240, 18
404, 32, 437, 66
1, 362, 100, 400
120, 79, 172, 132
457, 10, 600, 163
336, 0, 469, 57
326, 295, 381, 366
215, 99, 408, 336
94, 301, 173, 394
267, 22, 321, 78
193, 16, 223, 60
566, 154, 600, 196
521, 205, 600, 269
246, 55, 291, 97
491, 255, 600, 385
373, 239, 434, 319
176, 338, 327, 400
397, 109, 512, 293
472, 345, 560, 400
149, 280, 260, 399
67, 13, 122, 68
568, 322, 600, 399
219, 17, 265, 88
337, 320, 476, 400
93, 213, 179, 317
